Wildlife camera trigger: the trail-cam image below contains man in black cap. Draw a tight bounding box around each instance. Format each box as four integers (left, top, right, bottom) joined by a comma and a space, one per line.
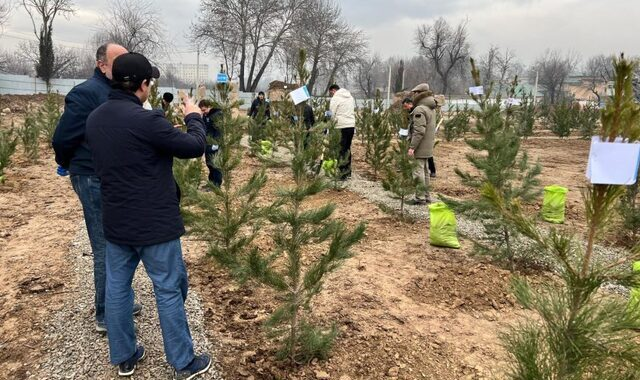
86, 52, 211, 379
249, 91, 270, 120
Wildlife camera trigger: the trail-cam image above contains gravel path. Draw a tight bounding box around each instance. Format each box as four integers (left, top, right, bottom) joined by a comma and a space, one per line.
345, 171, 631, 295
29, 224, 223, 380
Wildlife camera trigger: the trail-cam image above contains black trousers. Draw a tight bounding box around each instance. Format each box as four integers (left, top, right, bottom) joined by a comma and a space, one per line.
339, 127, 355, 179
205, 150, 222, 187
428, 156, 436, 175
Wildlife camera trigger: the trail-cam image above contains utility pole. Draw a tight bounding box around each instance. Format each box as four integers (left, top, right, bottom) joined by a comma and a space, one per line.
386, 65, 392, 108
533, 70, 539, 105
195, 43, 200, 89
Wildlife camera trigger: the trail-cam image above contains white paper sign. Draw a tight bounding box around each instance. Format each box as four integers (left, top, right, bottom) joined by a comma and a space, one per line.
586, 136, 640, 185
506, 98, 521, 106
289, 85, 311, 105
469, 86, 484, 96
399, 128, 409, 137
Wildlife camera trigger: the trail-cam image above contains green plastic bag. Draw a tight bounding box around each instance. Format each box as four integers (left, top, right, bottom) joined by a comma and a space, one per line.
260, 140, 273, 156
322, 159, 337, 176
542, 185, 568, 224
629, 262, 640, 312
429, 202, 461, 249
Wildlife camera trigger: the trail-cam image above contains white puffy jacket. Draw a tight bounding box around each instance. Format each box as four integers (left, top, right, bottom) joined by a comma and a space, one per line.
329, 88, 356, 129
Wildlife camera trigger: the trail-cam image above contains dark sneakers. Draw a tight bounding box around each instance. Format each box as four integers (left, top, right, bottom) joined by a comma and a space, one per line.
132, 303, 143, 316
118, 346, 145, 376
174, 354, 212, 380
406, 198, 429, 206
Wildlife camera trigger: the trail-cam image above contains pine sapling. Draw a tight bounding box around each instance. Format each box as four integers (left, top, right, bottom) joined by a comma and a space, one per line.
449, 58, 542, 269
245, 141, 366, 363
489, 54, 640, 380
18, 111, 40, 161
382, 136, 422, 218
37, 91, 61, 144
443, 104, 471, 141
182, 86, 266, 282
319, 120, 348, 190
0, 120, 18, 183
362, 90, 392, 179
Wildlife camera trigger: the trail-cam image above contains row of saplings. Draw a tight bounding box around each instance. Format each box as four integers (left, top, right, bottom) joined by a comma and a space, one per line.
0, 92, 62, 183
171, 53, 640, 378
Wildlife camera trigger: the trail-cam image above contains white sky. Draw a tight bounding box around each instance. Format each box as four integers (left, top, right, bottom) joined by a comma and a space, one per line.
1, 0, 638, 72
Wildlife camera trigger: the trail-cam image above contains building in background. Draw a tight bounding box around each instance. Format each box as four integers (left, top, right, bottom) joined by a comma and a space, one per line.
164, 63, 210, 85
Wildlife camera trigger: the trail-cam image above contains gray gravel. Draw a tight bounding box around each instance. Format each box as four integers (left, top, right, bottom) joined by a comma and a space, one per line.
29, 224, 223, 380
345, 171, 633, 295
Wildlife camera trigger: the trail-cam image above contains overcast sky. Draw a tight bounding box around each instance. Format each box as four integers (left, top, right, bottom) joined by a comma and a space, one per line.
1, 0, 638, 71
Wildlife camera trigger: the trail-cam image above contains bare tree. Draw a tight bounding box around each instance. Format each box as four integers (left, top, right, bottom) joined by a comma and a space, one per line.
355, 54, 382, 98
93, 0, 167, 59
478, 45, 499, 88
0, 49, 33, 75
290, 0, 340, 93
415, 17, 470, 95
193, 0, 310, 92
402, 55, 435, 91
495, 48, 521, 94
529, 49, 579, 104
583, 54, 614, 103
22, 0, 75, 84
319, 25, 367, 95
0, 0, 13, 29
16, 40, 80, 78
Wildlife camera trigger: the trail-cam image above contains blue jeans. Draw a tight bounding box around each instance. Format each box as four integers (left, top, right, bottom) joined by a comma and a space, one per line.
70, 174, 106, 323
105, 238, 194, 369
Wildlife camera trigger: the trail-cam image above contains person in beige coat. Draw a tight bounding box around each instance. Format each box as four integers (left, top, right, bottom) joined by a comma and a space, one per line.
407, 83, 437, 204
329, 84, 356, 180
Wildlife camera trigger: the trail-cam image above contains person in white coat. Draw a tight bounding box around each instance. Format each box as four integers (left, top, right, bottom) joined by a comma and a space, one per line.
328, 84, 356, 180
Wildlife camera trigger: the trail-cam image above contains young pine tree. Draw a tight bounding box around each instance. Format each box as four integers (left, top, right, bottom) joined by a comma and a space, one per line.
37, 91, 61, 144
0, 119, 18, 183
245, 143, 366, 362
449, 58, 542, 269
18, 111, 40, 162
383, 139, 423, 218
488, 54, 640, 380
361, 90, 393, 178
182, 85, 267, 282
319, 120, 347, 190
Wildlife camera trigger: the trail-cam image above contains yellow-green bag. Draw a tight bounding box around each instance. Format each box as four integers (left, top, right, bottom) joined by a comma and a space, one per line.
542, 185, 568, 224
322, 159, 337, 176
629, 262, 640, 312
260, 140, 273, 156
429, 202, 461, 249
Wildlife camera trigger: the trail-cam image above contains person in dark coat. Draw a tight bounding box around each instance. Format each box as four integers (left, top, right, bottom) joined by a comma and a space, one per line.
199, 99, 223, 187
249, 91, 270, 120
86, 52, 211, 379
51, 42, 143, 334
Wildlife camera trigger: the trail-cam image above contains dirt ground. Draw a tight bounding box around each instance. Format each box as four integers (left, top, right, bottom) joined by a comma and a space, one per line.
0, 101, 596, 379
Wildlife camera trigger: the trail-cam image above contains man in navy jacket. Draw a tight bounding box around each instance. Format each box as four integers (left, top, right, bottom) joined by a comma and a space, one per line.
86, 52, 211, 379
51, 43, 142, 334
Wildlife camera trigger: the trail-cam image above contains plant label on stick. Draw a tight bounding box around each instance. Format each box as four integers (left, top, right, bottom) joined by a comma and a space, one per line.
469, 86, 484, 96
586, 136, 640, 185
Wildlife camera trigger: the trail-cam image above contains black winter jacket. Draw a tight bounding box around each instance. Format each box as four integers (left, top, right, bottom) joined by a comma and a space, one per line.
86, 90, 206, 246
52, 68, 111, 175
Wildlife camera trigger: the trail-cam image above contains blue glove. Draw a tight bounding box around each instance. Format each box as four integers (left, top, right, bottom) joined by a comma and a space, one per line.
324, 110, 333, 118
56, 165, 69, 176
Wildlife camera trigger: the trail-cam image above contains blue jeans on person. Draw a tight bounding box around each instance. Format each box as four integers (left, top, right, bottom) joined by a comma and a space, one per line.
105, 238, 194, 369
70, 174, 106, 324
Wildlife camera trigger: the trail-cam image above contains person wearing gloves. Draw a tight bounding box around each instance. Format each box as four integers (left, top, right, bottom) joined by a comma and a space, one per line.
86, 52, 211, 379
328, 84, 356, 180
407, 83, 437, 205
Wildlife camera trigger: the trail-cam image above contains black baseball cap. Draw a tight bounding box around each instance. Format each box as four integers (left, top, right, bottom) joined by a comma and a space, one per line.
112, 52, 160, 83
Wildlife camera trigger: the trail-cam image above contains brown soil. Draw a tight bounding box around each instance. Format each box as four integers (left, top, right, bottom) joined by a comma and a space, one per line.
0, 98, 606, 380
